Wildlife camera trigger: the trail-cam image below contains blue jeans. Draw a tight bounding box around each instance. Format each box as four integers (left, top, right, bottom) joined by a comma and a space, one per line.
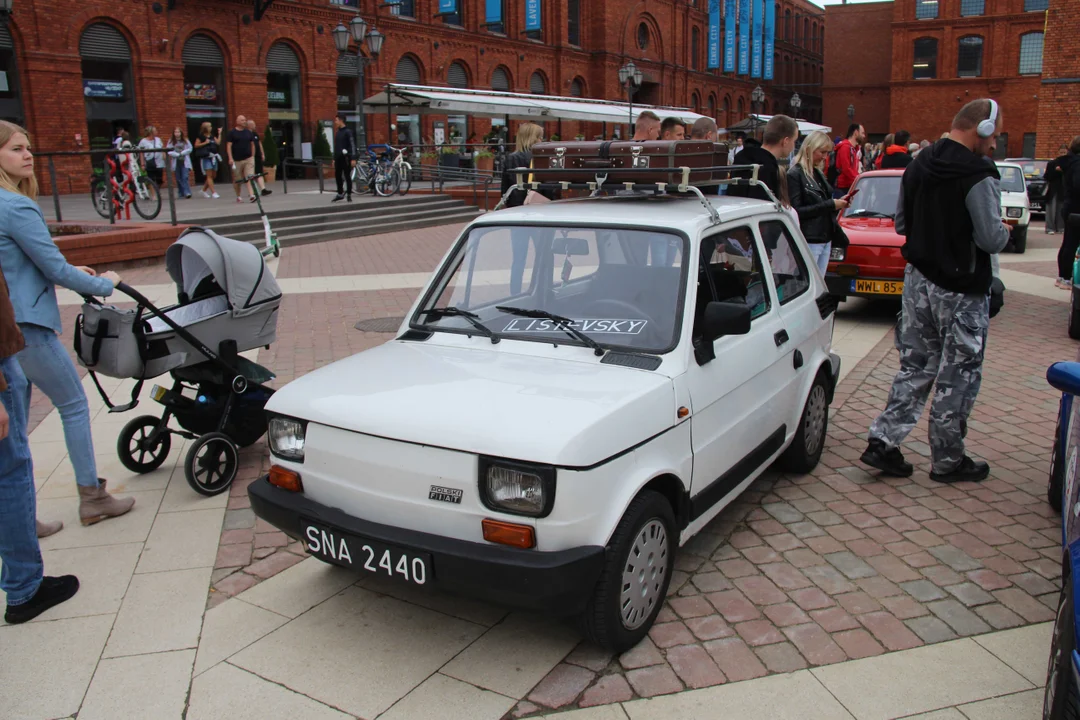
0, 355, 43, 606
807, 242, 832, 275
650, 238, 675, 267
510, 230, 531, 296
16, 324, 99, 488
174, 159, 191, 197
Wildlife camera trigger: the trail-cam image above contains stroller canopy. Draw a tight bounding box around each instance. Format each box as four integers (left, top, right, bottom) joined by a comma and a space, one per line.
165, 228, 282, 318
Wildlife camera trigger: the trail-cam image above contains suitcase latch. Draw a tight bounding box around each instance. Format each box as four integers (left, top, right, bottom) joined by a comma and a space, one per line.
550, 147, 566, 169
631, 146, 650, 168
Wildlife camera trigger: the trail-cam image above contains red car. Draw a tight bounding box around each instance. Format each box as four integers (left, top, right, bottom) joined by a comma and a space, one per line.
825, 169, 906, 301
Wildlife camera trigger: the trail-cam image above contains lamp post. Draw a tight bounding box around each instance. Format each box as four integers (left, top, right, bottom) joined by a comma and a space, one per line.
790, 93, 802, 120
333, 17, 384, 150
751, 85, 765, 141
618, 61, 643, 137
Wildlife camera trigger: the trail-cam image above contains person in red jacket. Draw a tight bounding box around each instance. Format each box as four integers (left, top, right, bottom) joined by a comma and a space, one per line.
834, 122, 865, 198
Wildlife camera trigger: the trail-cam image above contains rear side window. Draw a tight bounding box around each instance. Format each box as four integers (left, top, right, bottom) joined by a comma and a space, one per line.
698, 225, 771, 322
759, 219, 811, 305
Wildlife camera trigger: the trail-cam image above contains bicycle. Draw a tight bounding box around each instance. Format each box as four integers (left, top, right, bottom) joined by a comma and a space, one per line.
90, 163, 161, 220
243, 172, 280, 258
388, 145, 412, 195
350, 148, 400, 197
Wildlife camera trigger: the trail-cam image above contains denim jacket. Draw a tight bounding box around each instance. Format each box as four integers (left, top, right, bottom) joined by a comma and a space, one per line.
0, 187, 113, 334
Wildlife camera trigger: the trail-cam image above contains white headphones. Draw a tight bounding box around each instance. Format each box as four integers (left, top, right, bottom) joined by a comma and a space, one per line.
977, 99, 999, 139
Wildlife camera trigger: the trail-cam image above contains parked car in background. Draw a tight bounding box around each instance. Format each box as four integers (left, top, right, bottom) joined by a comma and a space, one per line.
996, 162, 1030, 254
825, 169, 906, 301
1005, 157, 1049, 215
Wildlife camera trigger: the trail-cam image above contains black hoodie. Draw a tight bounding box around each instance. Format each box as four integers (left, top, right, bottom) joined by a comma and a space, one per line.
900, 138, 1000, 295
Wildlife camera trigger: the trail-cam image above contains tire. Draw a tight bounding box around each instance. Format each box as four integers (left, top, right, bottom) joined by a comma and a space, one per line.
90, 178, 112, 219
1070, 287, 1080, 341
579, 490, 676, 652
1044, 578, 1080, 720
1012, 226, 1028, 254
132, 176, 162, 220
184, 432, 239, 496
117, 415, 172, 473
396, 162, 412, 195
375, 166, 400, 197
777, 370, 830, 473
1051, 410, 1067, 513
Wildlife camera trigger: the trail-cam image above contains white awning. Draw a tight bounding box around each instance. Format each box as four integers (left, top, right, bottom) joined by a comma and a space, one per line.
363, 84, 711, 126
730, 114, 832, 135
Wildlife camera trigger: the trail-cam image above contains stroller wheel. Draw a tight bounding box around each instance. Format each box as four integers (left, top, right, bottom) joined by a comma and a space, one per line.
185, 432, 239, 497
117, 415, 172, 474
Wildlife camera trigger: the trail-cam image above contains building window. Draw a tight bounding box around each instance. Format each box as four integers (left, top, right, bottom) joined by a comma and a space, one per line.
913, 37, 938, 79
485, 0, 505, 33
447, 61, 469, 88
691, 92, 700, 111
994, 132, 1008, 159
959, 0, 984, 16
803, 19, 809, 48
491, 66, 510, 91
568, 0, 581, 46
1022, 133, 1037, 158
812, 22, 817, 52
396, 55, 421, 84
737, 97, 745, 118
691, 27, 701, 71
957, 36, 983, 78
784, 9, 791, 40
708, 94, 716, 115
915, 0, 938, 19
637, 23, 649, 50
389, 0, 415, 17
442, 2, 463, 27
570, 78, 584, 97
1019, 32, 1044, 75
1024, 0, 1049, 10
529, 71, 546, 94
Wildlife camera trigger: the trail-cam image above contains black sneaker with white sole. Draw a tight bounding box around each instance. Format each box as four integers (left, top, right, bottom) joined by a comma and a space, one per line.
860, 438, 914, 477
929, 456, 990, 484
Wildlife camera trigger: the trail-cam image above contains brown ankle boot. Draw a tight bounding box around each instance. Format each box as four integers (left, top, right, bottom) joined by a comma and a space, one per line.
78, 479, 135, 526
36, 518, 63, 538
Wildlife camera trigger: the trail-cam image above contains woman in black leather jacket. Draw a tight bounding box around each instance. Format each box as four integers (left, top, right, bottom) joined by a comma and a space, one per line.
787, 131, 850, 274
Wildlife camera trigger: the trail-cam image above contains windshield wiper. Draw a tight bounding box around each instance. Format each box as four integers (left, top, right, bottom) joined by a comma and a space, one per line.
419, 307, 500, 344
847, 209, 894, 219
495, 306, 605, 356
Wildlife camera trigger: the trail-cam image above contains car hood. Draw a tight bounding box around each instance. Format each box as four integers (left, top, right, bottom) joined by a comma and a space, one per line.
267, 340, 677, 467
838, 217, 904, 247
1001, 190, 1028, 206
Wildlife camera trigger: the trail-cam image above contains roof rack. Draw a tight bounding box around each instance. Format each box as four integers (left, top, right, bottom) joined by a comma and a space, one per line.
492, 164, 780, 224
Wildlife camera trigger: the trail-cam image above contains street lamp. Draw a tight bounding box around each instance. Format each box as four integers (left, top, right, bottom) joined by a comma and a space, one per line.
751, 85, 765, 141
618, 61, 643, 135
790, 93, 802, 120
333, 17, 384, 150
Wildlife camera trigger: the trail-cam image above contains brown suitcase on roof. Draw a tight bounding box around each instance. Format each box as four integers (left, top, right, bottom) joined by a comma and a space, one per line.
528, 140, 728, 185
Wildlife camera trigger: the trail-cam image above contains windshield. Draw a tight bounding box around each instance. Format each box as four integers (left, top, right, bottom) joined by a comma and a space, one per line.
843, 176, 901, 219
414, 225, 687, 354
998, 166, 1026, 193
1012, 160, 1047, 177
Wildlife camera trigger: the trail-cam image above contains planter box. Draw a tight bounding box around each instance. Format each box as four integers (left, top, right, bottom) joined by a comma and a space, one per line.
264, 165, 277, 183
52, 222, 190, 266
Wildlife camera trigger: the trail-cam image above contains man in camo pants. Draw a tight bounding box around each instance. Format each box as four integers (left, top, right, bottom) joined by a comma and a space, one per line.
860, 99, 1010, 484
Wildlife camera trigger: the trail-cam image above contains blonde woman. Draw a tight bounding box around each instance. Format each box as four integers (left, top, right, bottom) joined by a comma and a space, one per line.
0, 121, 136, 531
499, 123, 548, 294
787, 130, 850, 274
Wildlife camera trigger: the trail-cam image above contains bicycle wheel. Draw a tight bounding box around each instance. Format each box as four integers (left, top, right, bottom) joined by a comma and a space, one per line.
375, 166, 400, 197
89, 178, 112, 219
132, 176, 162, 220
396, 162, 412, 195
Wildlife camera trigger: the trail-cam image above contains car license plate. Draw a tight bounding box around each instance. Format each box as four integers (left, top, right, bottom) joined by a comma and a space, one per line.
851, 279, 903, 295
302, 520, 431, 585
1031, 203, 1042, 211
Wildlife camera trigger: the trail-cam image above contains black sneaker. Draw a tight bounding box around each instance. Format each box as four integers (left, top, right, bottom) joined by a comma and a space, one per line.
331, 194, 344, 203
930, 456, 990, 484
261, 188, 273, 196
346, 194, 353, 202
860, 439, 914, 477
5, 575, 80, 624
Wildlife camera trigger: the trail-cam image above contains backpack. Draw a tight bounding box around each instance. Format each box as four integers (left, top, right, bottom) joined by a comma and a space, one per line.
826, 150, 839, 186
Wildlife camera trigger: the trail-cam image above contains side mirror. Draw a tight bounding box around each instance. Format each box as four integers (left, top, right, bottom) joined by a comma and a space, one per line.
703, 301, 751, 341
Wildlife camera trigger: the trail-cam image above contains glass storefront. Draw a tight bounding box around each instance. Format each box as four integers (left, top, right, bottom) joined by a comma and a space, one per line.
268, 71, 301, 163
80, 24, 137, 163
0, 25, 22, 125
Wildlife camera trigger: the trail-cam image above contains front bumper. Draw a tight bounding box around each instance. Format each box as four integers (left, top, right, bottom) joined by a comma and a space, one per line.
249, 477, 606, 614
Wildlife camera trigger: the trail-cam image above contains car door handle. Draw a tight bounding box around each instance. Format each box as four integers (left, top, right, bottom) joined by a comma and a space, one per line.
774, 329, 789, 347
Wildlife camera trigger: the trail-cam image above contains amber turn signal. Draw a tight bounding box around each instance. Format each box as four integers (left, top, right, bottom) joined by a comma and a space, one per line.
482, 519, 535, 549
678, 406, 690, 419
269, 465, 303, 493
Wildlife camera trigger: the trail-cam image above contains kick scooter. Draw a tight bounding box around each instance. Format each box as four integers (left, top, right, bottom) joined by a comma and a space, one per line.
244, 173, 280, 258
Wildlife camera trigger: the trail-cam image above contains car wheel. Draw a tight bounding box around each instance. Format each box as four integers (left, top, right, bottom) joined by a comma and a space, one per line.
579, 490, 676, 652
1012, 226, 1028, 254
1070, 287, 1080, 341
1044, 577, 1080, 720
1050, 413, 1066, 514
777, 370, 830, 473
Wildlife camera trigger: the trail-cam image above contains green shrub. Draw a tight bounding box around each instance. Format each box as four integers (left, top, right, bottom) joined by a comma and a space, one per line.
312, 127, 332, 160
262, 129, 279, 167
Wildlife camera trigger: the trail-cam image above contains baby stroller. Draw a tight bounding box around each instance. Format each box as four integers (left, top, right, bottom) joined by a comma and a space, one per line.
74, 227, 282, 496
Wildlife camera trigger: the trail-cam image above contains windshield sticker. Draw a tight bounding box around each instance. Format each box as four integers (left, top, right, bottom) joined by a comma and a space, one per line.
502, 318, 648, 335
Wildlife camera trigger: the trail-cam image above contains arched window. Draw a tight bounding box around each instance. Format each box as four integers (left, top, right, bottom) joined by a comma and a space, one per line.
691, 27, 701, 71
913, 37, 937, 79
396, 55, 421, 84
266, 43, 303, 158
637, 23, 650, 50
1019, 32, 1044, 75
737, 97, 745, 118
803, 19, 809, 48
708, 94, 716, 115
182, 34, 226, 143
723, 95, 731, 127
491, 66, 511, 91
570, 77, 585, 97
81, 23, 136, 149
957, 36, 983, 78
529, 71, 546, 94
691, 92, 700, 111
447, 61, 469, 88
812, 22, 818, 52
784, 9, 791, 40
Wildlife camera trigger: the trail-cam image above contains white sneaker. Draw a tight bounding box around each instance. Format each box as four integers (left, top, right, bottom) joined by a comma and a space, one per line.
212, 192, 220, 199
201, 191, 210, 198
1056, 278, 1072, 290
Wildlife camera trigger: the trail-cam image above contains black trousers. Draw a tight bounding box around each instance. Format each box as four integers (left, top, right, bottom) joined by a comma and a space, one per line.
1059, 208, 1080, 280
335, 158, 353, 197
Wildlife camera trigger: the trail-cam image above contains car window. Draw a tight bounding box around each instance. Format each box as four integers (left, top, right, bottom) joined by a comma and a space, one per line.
759, 219, 811, 306
843, 175, 901, 219
418, 224, 687, 353
697, 225, 771, 324
998, 166, 1026, 193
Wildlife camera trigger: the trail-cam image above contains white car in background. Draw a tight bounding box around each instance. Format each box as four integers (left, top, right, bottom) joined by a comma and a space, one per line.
249, 189, 840, 651
996, 161, 1030, 253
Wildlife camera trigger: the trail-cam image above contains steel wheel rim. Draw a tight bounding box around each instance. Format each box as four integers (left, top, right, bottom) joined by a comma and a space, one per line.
620, 519, 669, 630
804, 385, 827, 457
1045, 591, 1068, 718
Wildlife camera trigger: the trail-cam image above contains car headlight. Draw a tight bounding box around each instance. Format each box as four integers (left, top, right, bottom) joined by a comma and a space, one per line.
1006, 207, 1023, 219
830, 247, 845, 262
268, 416, 306, 462
479, 457, 555, 517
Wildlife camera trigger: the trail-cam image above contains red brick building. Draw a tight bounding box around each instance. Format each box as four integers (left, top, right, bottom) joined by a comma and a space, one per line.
0, 0, 824, 193
1034, 0, 1079, 159
821, 1, 893, 142
823, 0, 1050, 158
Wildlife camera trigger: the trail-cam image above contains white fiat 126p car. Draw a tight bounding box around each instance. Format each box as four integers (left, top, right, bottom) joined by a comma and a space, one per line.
250, 180, 840, 651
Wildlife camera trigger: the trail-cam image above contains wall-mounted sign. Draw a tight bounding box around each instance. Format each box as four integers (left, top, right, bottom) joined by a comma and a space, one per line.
337, 94, 351, 106
267, 89, 287, 104
184, 83, 218, 102
84, 80, 124, 99
524, 0, 542, 32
